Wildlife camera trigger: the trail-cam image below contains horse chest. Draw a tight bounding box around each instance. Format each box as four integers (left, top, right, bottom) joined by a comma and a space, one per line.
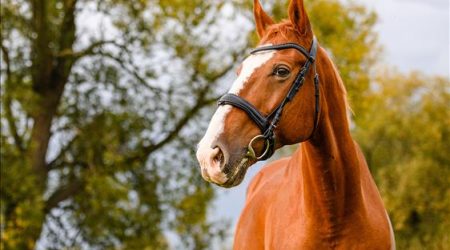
235, 192, 392, 250
235, 177, 319, 249
235, 194, 327, 249
234, 170, 392, 250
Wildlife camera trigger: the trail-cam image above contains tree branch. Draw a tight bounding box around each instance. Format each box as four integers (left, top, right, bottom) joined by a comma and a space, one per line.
99, 51, 163, 94
152, 95, 209, 152
1, 42, 25, 152
134, 82, 215, 160
44, 178, 84, 213
57, 40, 119, 60
53, 0, 78, 78
31, 0, 53, 92
47, 133, 79, 170
124, 46, 242, 162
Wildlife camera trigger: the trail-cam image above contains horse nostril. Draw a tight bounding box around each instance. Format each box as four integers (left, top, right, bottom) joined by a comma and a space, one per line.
212, 147, 225, 167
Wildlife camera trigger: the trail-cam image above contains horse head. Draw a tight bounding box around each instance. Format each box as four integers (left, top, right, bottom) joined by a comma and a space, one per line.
197, 0, 320, 187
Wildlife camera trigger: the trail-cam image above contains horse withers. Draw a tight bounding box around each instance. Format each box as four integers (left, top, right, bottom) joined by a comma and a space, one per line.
196, 0, 395, 249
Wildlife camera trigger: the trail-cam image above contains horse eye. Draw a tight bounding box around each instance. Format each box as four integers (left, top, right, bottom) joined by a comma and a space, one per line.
274, 66, 290, 77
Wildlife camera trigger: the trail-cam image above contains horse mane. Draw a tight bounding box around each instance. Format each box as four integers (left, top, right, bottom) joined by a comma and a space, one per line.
326, 55, 353, 123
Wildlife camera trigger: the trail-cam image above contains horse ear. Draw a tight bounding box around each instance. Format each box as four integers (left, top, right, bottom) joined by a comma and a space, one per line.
288, 0, 312, 35
254, 0, 274, 38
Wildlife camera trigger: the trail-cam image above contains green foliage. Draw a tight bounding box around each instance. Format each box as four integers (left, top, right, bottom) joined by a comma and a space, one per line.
354, 71, 450, 249
2, 0, 244, 249
1, 139, 44, 249
307, 0, 378, 112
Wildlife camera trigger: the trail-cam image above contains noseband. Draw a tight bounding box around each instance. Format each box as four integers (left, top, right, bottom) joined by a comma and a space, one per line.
218, 37, 320, 161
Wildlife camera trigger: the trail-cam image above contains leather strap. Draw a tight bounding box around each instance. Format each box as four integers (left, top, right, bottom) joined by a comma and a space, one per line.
218, 37, 320, 161
251, 43, 311, 59
218, 94, 268, 132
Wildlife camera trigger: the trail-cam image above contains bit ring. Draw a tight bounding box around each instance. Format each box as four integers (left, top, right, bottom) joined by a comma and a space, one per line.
247, 135, 271, 160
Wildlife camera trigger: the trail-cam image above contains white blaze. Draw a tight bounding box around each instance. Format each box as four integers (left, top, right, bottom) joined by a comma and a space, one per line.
196, 48, 275, 183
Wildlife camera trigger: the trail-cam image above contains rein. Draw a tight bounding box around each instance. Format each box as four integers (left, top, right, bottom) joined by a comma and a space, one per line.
218, 37, 320, 161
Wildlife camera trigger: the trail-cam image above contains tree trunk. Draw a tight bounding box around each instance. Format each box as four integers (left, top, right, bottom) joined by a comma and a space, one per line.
21, 0, 78, 247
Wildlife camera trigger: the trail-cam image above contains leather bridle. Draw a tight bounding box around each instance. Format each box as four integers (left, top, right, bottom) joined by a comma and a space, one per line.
217, 37, 320, 161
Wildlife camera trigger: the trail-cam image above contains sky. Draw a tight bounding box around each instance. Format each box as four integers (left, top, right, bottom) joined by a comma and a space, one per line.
359, 0, 449, 78
211, 0, 449, 246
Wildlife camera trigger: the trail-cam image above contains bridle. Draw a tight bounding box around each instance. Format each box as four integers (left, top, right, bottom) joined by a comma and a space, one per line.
217, 36, 320, 161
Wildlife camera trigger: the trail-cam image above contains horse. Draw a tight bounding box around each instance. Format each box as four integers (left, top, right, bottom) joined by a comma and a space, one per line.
196, 0, 395, 249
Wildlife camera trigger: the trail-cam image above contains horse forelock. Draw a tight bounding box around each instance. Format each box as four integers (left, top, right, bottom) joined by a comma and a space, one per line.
261, 20, 311, 46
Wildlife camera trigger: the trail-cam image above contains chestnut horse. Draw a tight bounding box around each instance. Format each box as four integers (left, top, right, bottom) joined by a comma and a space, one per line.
196, 0, 395, 249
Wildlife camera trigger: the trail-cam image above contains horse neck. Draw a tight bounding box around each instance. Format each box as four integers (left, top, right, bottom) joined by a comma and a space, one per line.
292, 51, 363, 222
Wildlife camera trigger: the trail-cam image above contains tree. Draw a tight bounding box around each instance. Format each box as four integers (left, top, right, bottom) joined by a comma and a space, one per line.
1, 1, 250, 248
354, 70, 450, 249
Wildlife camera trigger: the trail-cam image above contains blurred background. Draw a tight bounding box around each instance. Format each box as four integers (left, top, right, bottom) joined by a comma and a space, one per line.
1, 0, 448, 249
